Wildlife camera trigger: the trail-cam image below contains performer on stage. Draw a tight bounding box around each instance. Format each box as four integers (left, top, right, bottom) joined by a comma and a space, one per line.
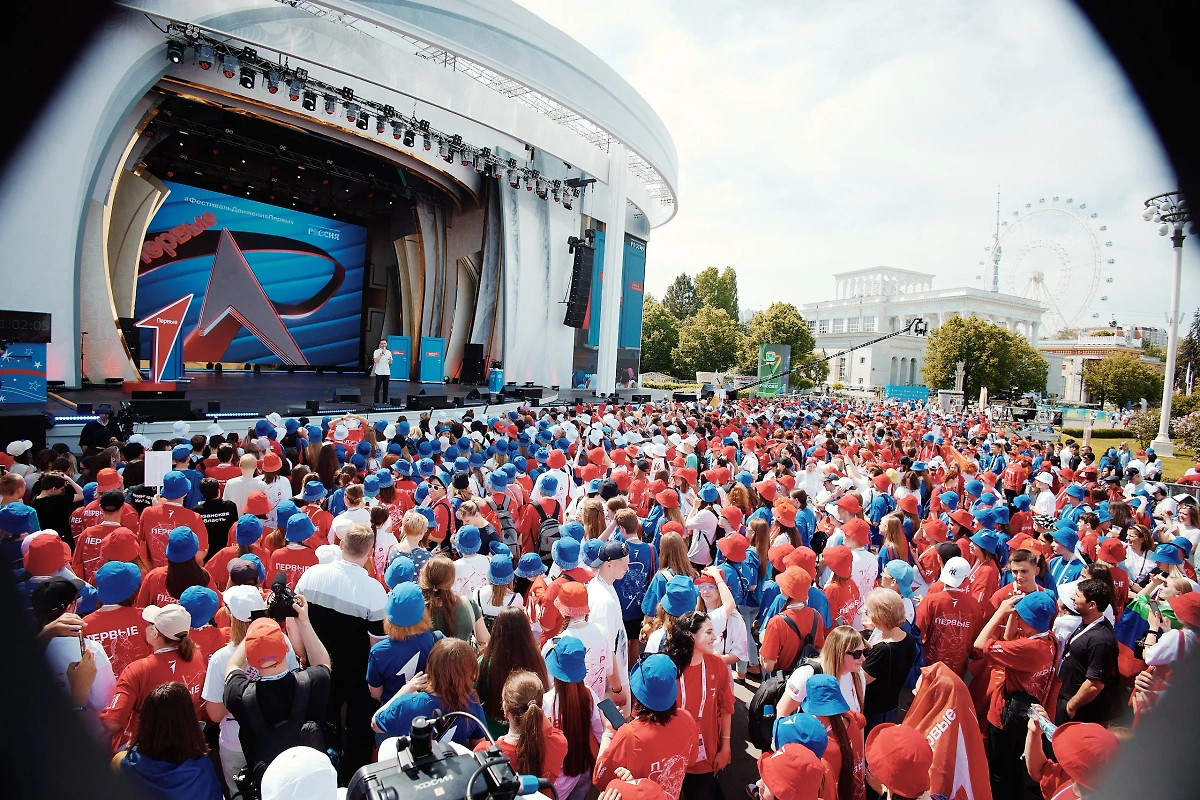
371, 339, 393, 405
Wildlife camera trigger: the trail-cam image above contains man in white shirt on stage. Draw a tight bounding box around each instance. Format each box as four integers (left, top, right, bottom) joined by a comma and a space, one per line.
371, 339, 392, 404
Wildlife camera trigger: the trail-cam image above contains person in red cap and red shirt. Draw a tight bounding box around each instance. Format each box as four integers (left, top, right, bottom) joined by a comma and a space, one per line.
73, 468, 139, 542
1095, 537, 1131, 617
755, 743, 827, 800
823, 546, 862, 630
101, 527, 151, 574
864, 722, 933, 800
1024, 715, 1119, 800
138, 472, 208, 568
72, 490, 130, 583
761, 567, 825, 673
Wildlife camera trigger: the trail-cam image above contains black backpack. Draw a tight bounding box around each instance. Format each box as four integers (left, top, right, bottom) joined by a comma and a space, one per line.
535, 501, 562, 560
240, 670, 327, 792
747, 612, 820, 752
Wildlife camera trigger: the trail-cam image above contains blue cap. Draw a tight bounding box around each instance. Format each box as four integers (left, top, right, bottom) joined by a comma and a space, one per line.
939, 491, 958, 510
375, 420, 389, 434
582, 538, 604, 569
587, 479, 602, 494
546, 635, 588, 683
171, 444, 192, 462
384, 554, 415, 589
1051, 525, 1079, 552
398, 420, 411, 436
166, 526, 199, 562
1151, 541, 1185, 565
356, 440, 372, 457
179, 585, 219, 627
736, 471, 754, 488
964, 480, 983, 497
516, 553, 547, 578
350, 454, 367, 471
1015, 592, 1056, 632
82, 482, 98, 504
95, 561, 141, 605
802, 674, 851, 716
418, 458, 436, 477
970, 530, 1002, 554
302, 482, 327, 502
631, 654, 679, 712
1014, 495, 1031, 511
363, 475, 380, 497
539, 474, 559, 495
552, 537, 581, 570
375, 470, 393, 489
911, 461, 927, 472
454, 525, 482, 555
1066, 484, 1086, 500
883, 560, 915, 598
561, 520, 586, 542
414, 506, 436, 528
77, 583, 101, 616
488, 472, 508, 493
488, 554, 515, 585
393, 460, 413, 477
1171, 536, 1193, 558
699, 483, 720, 504
386, 582, 426, 626
773, 712, 829, 757
286, 513, 316, 543
661, 574, 700, 617
276, 500, 299, 532
241, 554, 265, 583
161, 471, 191, 501
235, 514, 263, 546
0, 503, 39, 534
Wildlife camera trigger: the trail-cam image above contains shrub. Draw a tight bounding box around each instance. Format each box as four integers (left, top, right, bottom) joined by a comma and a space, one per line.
1171, 410, 1200, 452
1060, 428, 1136, 440
640, 380, 701, 391
1124, 410, 1161, 448
831, 382, 845, 391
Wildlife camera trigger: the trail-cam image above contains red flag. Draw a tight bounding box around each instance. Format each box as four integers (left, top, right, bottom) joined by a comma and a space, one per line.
902, 662, 993, 800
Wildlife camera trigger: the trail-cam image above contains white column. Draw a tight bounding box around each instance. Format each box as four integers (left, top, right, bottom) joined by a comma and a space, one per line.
1152, 230, 1185, 456
595, 144, 629, 395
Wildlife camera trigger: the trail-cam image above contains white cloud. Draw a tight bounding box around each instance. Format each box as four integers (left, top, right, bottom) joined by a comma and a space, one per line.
515, 0, 1199, 332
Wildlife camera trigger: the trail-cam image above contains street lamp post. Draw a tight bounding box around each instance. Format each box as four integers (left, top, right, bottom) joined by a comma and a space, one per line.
1142, 192, 1192, 457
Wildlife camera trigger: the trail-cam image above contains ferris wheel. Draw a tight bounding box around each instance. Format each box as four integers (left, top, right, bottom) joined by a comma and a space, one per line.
976, 196, 1112, 334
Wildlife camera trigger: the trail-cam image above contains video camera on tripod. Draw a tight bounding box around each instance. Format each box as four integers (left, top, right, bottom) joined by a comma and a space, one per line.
347, 713, 552, 800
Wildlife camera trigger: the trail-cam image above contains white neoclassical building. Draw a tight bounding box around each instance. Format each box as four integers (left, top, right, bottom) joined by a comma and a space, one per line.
800, 267, 1046, 391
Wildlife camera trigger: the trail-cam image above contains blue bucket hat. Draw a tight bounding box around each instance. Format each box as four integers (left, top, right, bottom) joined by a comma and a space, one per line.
384, 554, 415, 589
166, 526, 200, 562
970, 530, 1002, 554
546, 635, 588, 683
454, 525, 482, 555
179, 586, 219, 627
276, 500, 299, 532
161, 471, 191, 501
286, 419, 300, 433
490, 541, 512, 558
363, 475, 380, 498
773, 712, 829, 756
488, 472, 508, 493
938, 491, 959, 510
1065, 484, 1086, 500
350, 454, 367, 471
964, 480, 983, 497
993, 506, 1010, 525
235, 514, 263, 546
255, 420, 271, 437
414, 506, 436, 528
883, 560, 915, 598
375, 470, 394, 489
1051, 525, 1079, 552
699, 483, 720, 504
516, 552, 547, 578
513, 456, 529, 473
661, 574, 700, 617
356, 440, 372, 457
582, 538, 604, 569
454, 457, 470, 473
1015, 591, 1057, 632
1013, 494, 1031, 511
802, 674, 851, 716
552, 537, 581, 570
979, 491, 997, 506
911, 461, 927, 472
305, 425, 322, 441
736, 471, 754, 488
418, 458, 436, 477
972, 509, 997, 530
171, 444, 192, 462
488, 554, 515, 585
95, 561, 141, 605
398, 420, 411, 436
429, 440, 443, 455
386, 582, 426, 626
1151, 541, 1184, 565
286, 513, 316, 543
469, 452, 485, 469
302, 482, 327, 502
393, 459, 413, 477
561, 520, 586, 542
587, 479, 602, 494
539, 474, 559, 495
417, 441, 433, 458
630, 654, 679, 712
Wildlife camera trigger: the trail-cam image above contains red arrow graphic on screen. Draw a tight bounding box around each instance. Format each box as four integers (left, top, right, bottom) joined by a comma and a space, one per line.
137, 294, 193, 382
183, 229, 308, 365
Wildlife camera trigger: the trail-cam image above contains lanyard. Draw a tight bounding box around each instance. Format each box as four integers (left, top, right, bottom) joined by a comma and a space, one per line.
1066, 617, 1105, 651
679, 660, 707, 720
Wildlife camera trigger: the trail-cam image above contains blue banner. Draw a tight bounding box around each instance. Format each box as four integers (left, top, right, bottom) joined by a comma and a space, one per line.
619, 235, 647, 349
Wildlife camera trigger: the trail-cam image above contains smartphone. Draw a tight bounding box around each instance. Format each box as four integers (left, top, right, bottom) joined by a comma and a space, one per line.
1148, 598, 1162, 618
597, 698, 626, 729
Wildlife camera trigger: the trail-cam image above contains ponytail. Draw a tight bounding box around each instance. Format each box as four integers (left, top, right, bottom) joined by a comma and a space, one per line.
502, 671, 547, 777
828, 713, 854, 800
175, 635, 196, 662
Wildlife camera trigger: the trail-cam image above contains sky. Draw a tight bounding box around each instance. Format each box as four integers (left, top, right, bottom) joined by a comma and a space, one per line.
514, 0, 1199, 333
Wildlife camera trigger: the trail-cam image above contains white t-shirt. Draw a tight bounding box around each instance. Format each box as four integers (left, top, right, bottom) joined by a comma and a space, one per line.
202, 640, 299, 752
544, 683, 605, 796
686, 508, 719, 566
782, 659, 861, 714
708, 606, 749, 664
542, 622, 611, 702
473, 585, 522, 620
453, 554, 490, 597
644, 627, 666, 654
331, 506, 371, 541
1144, 628, 1196, 666
263, 478, 292, 528
849, 548, 878, 628
588, 576, 629, 698
372, 347, 392, 377
223, 474, 268, 514
45, 636, 115, 713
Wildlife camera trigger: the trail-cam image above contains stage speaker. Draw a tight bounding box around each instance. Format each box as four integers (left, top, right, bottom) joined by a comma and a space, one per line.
334, 387, 361, 403
127, 398, 193, 420
673, 391, 696, 402
306, 400, 320, 413
117, 317, 142, 363
632, 394, 651, 404
522, 387, 544, 401
461, 344, 486, 384
563, 242, 595, 328
132, 389, 185, 400
407, 393, 446, 411
76, 403, 93, 415
0, 413, 48, 453
207, 402, 221, 413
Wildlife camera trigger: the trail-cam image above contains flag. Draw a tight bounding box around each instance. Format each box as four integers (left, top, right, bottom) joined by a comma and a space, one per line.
903, 662, 992, 800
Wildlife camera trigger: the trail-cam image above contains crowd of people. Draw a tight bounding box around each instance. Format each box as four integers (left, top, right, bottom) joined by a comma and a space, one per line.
3, 395, 1196, 800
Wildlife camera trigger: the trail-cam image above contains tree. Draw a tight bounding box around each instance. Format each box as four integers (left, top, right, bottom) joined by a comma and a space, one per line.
739, 302, 825, 389
921, 315, 1049, 398
672, 305, 742, 378
1142, 340, 1166, 361
694, 266, 740, 323
1083, 353, 1163, 408
1174, 309, 1200, 388
1054, 327, 1080, 340
662, 273, 699, 320
639, 296, 679, 376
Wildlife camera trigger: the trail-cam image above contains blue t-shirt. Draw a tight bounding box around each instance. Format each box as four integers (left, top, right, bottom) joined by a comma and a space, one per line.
328, 487, 347, 516
374, 691, 487, 745
641, 568, 677, 618
749, 506, 774, 529
716, 558, 759, 607
613, 535, 656, 621
366, 631, 439, 702
180, 468, 205, 509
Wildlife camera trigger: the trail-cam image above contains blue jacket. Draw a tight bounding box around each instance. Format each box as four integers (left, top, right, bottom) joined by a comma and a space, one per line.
120, 748, 223, 800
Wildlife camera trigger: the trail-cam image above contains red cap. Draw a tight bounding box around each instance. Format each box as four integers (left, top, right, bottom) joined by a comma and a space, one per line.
757, 744, 824, 800
898, 494, 919, 515
784, 546, 817, 577
835, 494, 863, 515
679, 467, 698, 486
96, 468, 122, 492
1051, 722, 1119, 790
261, 453, 283, 473
768, 543, 795, 573
655, 490, 680, 509
777, 566, 813, 600
588, 447, 607, 465
755, 481, 778, 503
245, 618, 289, 670
823, 545, 853, 579
872, 474, 892, 492
100, 527, 140, 563
244, 491, 271, 516
1098, 538, 1127, 563
774, 500, 797, 528
718, 531, 749, 561
659, 520, 685, 536
949, 509, 976, 531
556, 582, 590, 617
719, 505, 745, 532
612, 469, 632, 491
579, 464, 600, 482
777, 475, 796, 492
24, 535, 70, 575
1170, 592, 1200, 628
921, 520, 948, 543
842, 518, 871, 547
865, 723, 933, 799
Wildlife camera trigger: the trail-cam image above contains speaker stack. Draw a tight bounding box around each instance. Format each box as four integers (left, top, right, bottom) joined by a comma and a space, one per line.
461, 343, 486, 385
563, 241, 595, 328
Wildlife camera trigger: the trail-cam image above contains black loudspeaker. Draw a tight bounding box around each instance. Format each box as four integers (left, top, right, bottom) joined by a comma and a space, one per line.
306, 400, 320, 413
131, 389, 185, 400
207, 401, 221, 413
334, 387, 361, 403
76, 403, 93, 414
0, 413, 48, 453
563, 242, 595, 328
673, 391, 697, 402
127, 398, 193, 420
117, 317, 142, 363
407, 393, 447, 411
632, 394, 651, 404
461, 344, 486, 384
521, 387, 543, 401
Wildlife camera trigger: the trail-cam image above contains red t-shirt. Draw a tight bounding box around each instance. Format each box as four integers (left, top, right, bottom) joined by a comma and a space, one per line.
135, 567, 218, 608
677, 653, 735, 774
1038, 762, 1077, 800
73, 521, 124, 583
915, 546, 943, 586
204, 463, 242, 495
429, 497, 455, 546
538, 568, 595, 646
138, 504, 208, 567
593, 710, 699, 799
268, 545, 320, 589
83, 605, 150, 678
1009, 511, 1034, 538
761, 606, 825, 672
476, 721, 569, 781
301, 504, 334, 548
520, 498, 563, 555
915, 587, 986, 677
1109, 564, 1130, 616
818, 711, 867, 800
966, 560, 1001, 606
74, 500, 139, 543
824, 579, 861, 629
207, 544, 270, 590
189, 625, 229, 666
100, 649, 208, 750
983, 632, 1057, 728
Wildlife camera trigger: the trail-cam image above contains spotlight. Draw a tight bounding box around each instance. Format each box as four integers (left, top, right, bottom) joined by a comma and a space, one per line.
552, 182, 561, 203
390, 119, 404, 140
403, 128, 416, 148
196, 44, 213, 70
239, 66, 256, 90
423, 130, 432, 151
535, 178, 547, 200
473, 153, 485, 172
376, 116, 385, 134
221, 54, 239, 79
461, 149, 472, 168
289, 78, 304, 101
356, 113, 369, 131
266, 69, 280, 94
507, 169, 520, 190
437, 138, 448, 159
166, 40, 185, 64
302, 90, 317, 111
563, 192, 573, 211
324, 94, 337, 114
345, 102, 359, 123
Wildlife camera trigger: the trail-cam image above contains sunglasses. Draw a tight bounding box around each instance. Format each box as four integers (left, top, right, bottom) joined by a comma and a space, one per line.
847, 648, 870, 659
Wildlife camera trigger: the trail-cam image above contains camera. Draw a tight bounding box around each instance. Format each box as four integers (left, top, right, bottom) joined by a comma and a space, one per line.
267, 573, 299, 620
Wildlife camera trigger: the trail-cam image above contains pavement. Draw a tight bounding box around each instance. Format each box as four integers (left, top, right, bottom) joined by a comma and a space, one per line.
718, 674, 768, 800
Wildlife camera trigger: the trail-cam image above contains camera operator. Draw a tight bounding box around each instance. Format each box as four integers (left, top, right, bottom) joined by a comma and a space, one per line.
222, 590, 331, 788
79, 404, 123, 455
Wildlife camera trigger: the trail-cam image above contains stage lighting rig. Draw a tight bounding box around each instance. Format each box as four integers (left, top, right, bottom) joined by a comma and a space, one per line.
166, 40, 185, 64
357, 113, 370, 131
403, 128, 416, 148
345, 102, 359, 123
289, 78, 304, 101
220, 54, 238, 79
507, 168, 520, 190
551, 181, 562, 203
390, 119, 404, 140
302, 90, 317, 111
196, 43, 213, 70
266, 69, 280, 94
535, 177, 548, 200
323, 94, 336, 115
239, 66, 256, 90
436, 137, 448, 160
376, 115, 385, 134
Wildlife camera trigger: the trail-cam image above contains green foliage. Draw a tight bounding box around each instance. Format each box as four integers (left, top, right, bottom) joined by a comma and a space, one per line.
662, 273, 699, 320
1171, 392, 1200, 418
1060, 428, 1137, 440
921, 316, 1049, 398
1124, 410, 1160, 448
738, 302, 822, 388
672, 305, 742, 378
1175, 309, 1200, 388
1054, 327, 1079, 340
1092, 330, 1116, 337
640, 380, 701, 391
1083, 353, 1162, 408
639, 296, 679, 376
1142, 341, 1166, 361
694, 267, 740, 322
1170, 411, 1200, 453
831, 382, 845, 391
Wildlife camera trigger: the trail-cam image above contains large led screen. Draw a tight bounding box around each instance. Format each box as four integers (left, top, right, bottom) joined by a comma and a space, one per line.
136, 182, 366, 367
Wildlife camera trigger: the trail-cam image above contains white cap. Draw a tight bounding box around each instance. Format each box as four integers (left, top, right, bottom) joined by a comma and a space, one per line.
142, 604, 191, 639
345, 418, 361, 430
384, 424, 398, 440
206, 423, 225, 437
172, 421, 190, 438
940, 556, 972, 589
1035, 473, 1054, 486
6, 439, 33, 457
261, 746, 338, 800
223, 585, 267, 622
333, 424, 349, 441
835, 477, 854, 489
1174, 493, 1193, 503
266, 412, 283, 427
316, 544, 342, 564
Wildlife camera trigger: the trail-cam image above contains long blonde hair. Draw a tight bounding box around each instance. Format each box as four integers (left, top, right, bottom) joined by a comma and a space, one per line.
580, 498, 605, 540
658, 532, 697, 579
821, 626, 864, 708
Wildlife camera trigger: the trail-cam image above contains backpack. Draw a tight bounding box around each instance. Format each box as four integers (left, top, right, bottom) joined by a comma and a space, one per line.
535, 501, 562, 559
474, 587, 520, 633
486, 495, 520, 551
723, 561, 752, 607
900, 619, 926, 690
747, 613, 820, 751
240, 670, 326, 792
